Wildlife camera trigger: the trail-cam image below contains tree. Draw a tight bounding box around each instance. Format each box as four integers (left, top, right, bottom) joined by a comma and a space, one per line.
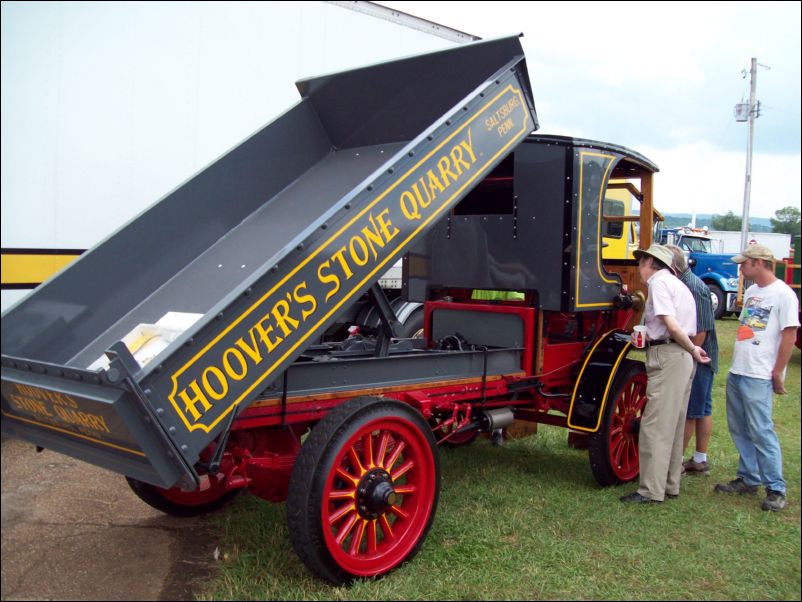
711, 211, 746, 231
770, 206, 801, 236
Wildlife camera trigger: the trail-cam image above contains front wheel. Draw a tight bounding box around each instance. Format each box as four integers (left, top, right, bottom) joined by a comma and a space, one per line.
708, 283, 725, 319
287, 397, 440, 584
588, 360, 648, 486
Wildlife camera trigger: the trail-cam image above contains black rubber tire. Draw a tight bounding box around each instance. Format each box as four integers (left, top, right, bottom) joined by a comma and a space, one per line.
397, 308, 425, 339
125, 475, 241, 517
708, 283, 726, 319
588, 360, 647, 486
286, 396, 440, 584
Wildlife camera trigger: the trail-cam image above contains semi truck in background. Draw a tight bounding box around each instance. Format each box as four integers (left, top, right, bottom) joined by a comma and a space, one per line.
657, 227, 794, 320
657, 226, 739, 319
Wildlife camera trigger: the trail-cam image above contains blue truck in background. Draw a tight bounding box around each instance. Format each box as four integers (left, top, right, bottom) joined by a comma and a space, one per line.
658, 227, 739, 319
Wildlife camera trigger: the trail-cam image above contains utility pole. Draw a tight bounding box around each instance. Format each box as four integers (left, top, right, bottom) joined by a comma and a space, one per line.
739, 58, 758, 251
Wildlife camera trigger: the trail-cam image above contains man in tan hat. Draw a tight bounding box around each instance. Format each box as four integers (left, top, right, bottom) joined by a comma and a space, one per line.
620, 244, 710, 504
714, 244, 799, 511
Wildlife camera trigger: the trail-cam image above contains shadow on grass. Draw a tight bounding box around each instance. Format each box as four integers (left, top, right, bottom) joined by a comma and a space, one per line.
438, 426, 606, 492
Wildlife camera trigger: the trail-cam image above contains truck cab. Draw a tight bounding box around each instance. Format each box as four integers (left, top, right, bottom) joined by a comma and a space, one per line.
659, 226, 738, 318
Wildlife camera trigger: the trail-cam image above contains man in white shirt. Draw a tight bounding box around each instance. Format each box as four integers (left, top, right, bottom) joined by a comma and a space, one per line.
620, 244, 710, 504
714, 244, 800, 511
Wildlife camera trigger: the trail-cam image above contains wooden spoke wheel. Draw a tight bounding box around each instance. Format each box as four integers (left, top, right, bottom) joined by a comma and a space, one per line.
287, 397, 440, 584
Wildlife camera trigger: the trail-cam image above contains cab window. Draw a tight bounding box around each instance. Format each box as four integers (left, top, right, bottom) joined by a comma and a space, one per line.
603, 198, 625, 238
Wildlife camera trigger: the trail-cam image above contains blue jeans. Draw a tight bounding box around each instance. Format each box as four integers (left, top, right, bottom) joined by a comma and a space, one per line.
726, 372, 785, 494
687, 363, 714, 418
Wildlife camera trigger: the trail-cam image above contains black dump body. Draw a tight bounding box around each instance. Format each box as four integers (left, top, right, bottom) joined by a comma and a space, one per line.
2, 37, 537, 489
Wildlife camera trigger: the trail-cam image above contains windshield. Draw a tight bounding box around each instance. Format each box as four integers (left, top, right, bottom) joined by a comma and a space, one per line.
681, 236, 712, 253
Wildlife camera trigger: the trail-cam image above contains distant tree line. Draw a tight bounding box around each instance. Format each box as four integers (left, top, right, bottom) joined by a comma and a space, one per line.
710, 206, 802, 236
662, 207, 800, 236
662, 213, 765, 231
711, 211, 747, 231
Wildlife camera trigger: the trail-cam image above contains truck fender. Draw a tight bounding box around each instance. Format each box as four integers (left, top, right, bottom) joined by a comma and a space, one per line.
566, 330, 632, 433
701, 273, 729, 290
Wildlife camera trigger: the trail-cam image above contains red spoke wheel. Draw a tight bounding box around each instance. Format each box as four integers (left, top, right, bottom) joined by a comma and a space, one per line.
126, 473, 240, 517
588, 360, 648, 486
288, 396, 440, 584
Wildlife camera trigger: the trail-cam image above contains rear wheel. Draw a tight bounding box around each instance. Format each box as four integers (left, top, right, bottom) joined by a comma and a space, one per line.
588, 360, 648, 486
429, 411, 479, 447
126, 473, 240, 517
287, 396, 440, 584
397, 308, 424, 339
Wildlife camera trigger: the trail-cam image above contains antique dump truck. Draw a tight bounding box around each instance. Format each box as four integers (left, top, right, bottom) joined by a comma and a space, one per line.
1, 37, 660, 584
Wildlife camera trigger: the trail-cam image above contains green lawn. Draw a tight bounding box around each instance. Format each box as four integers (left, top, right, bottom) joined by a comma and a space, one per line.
201, 317, 801, 600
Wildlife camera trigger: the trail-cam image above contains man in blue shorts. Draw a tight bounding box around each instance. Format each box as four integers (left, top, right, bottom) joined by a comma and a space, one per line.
667, 245, 718, 474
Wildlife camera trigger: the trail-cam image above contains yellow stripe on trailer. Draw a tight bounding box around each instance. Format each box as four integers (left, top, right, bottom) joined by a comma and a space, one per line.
1, 251, 82, 287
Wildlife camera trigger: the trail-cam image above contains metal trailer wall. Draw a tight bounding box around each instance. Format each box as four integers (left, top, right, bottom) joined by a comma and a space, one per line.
707, 230, 793, 259
0, 1, 465, 312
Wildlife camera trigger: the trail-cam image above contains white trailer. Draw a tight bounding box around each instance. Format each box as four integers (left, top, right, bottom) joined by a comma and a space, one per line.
707, 230, 793, 260
1, 1, 472, 312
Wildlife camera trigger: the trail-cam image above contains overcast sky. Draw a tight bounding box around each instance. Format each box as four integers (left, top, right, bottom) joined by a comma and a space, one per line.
380, 0, 802, 219
2, 1, 799, 227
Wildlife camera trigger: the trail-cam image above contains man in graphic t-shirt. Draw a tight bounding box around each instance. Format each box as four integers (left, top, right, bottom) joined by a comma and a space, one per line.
714, 244, 800, 511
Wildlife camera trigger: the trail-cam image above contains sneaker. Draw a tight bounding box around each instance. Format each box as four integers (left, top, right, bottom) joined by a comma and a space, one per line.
762, 490, 787, 512
682, 458, 710, 475
665, 493, 679, 500
714, 477, 759, 495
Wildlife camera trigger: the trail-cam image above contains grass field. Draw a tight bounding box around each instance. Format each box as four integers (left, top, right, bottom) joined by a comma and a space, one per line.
201, 317, 801, 600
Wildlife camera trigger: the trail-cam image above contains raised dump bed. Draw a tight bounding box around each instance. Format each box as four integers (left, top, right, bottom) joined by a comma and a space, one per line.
2, 36, 537, 490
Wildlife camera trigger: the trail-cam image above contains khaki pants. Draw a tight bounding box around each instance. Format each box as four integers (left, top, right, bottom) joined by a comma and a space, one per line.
638, 344, 695, 501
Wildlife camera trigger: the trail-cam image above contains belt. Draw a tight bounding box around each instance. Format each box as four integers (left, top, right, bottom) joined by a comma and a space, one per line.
648, 338, 676, 346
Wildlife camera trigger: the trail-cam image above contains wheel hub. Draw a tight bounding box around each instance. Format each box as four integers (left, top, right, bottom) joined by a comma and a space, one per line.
356, 469, 396, 519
